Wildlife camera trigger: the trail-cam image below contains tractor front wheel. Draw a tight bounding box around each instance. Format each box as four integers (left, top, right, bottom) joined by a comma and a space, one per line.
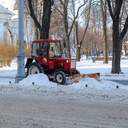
54, 71, 66, 85
27, 62, 44, 75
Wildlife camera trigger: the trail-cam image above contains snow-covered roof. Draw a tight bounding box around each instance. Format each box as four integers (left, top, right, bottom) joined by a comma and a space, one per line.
11, 10, 18, 20
0, 4, 14, 16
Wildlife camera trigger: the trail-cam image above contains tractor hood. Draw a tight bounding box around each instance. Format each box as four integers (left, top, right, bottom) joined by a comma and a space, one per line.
48, 57, 76, 70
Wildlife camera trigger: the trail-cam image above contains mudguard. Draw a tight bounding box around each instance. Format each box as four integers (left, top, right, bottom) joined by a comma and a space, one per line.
25, 58, 33, 68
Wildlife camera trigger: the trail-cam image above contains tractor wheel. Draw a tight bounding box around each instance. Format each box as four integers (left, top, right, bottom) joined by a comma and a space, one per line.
54, 71, 66, 85
27, 62, 44, 75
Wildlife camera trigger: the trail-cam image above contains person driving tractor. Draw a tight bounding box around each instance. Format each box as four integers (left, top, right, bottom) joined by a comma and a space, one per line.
49, 46, 54, 57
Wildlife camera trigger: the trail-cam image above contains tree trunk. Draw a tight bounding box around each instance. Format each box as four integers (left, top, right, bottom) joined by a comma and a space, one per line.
111, 20, 122, 73
76, 46, 81, 61
101, 0, 108, 63
40, 0, 52, 39
64, 0, 71, 58
103, 19, 108, 63
75, 21, 80, 61
106, 0, 128, 74
112, 40, 122, 73
28, 0, 53, 39
124, 44, 127, 56
34, 0, 39, 39
65, 35, 71, 58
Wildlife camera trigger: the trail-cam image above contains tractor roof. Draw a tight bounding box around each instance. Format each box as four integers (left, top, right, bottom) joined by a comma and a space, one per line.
32, 38, 63, 43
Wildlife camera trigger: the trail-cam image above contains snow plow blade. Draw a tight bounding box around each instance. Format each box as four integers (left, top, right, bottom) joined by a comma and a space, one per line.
68, 73, 100, 83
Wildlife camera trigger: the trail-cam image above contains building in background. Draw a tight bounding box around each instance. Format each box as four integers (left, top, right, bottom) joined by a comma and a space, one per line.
0, 4, 33, 45
0, 4, 14, 43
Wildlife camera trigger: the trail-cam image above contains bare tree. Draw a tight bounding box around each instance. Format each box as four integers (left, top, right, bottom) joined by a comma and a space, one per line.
28, 0, 54, 39
54, 0, 88, 58
75, 0, 92, 61
107, 0, 128, 73
50, 6, 64, 38
100, 0, 108, 63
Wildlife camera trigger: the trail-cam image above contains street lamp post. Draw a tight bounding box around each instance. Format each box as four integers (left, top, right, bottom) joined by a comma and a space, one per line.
15, 0, 25, 83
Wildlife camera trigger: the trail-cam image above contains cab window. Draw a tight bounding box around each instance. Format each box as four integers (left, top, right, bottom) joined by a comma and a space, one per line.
49, 42, 62, 58
32, 42, 48, 57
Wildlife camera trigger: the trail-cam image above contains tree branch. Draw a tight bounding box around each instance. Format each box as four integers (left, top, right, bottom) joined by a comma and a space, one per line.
119, 16, 128, 41
54, 5, 74, 22
54, 6, 64, 16
114, 0, 123, 18
80, 0, 91, 45
59, 0, 65, 6
68, 0, 88, 36
28, 0, 41, 31
106, 0, 114, 19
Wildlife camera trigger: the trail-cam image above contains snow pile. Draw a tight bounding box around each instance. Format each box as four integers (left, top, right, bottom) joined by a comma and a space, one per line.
18, 73, 124, 93
0, 58, 128, 94
70, 78, 119, 91
19, 74, 54, 89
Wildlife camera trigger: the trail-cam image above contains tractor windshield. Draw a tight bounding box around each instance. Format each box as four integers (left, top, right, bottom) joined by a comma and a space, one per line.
32, 42, 48, 57
31, 43, 39, 56
49, 42, 62, 58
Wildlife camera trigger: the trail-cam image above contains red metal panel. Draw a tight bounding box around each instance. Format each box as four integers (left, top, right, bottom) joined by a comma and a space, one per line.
32, 38, 63, 43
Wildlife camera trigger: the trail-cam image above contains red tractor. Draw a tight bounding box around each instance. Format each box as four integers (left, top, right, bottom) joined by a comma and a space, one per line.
25, 38, 79, 84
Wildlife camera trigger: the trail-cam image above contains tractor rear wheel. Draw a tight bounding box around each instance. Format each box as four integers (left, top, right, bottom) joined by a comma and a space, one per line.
27, 62, 44, 75
54, 71, 66, 85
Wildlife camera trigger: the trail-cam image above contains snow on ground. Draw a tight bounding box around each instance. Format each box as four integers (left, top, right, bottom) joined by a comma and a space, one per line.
77, 55, 128, 74
0, 57, 128, 96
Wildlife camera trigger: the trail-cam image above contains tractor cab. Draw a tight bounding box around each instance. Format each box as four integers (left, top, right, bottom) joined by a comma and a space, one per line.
25, 38, 78, 84
31, 39, 63, 58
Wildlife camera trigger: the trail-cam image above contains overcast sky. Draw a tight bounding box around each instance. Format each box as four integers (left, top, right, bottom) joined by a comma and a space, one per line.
0, 0, 15, 11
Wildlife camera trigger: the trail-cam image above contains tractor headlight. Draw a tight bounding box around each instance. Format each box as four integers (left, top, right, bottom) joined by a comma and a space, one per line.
66, 59, 70, 63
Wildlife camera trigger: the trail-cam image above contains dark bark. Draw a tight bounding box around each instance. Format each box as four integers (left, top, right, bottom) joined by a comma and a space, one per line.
119, 16, 128, 41
75, 21, 79, 60
63, 0, 70, 58
77, 46, 81, 61
111, 19, 122, 73
28, 0, 53, 39
75, 0, 91, 61
100, 0, 108, 63
57, 0, 88, 58
107, 0, 128, 73
28, 0, 41, 32
40, 0, 52, 39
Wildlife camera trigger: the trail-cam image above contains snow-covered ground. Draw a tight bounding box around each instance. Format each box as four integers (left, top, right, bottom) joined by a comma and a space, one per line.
1, 57, 128, 128
0, 57, 128, 94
